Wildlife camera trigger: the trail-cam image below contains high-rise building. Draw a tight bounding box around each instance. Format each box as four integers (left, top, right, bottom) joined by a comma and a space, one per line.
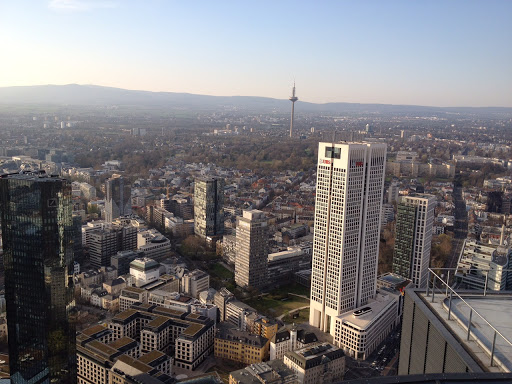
105, 174, 131, 222
392, 194, 435, 288
0, 172, 76, 383
309, 142, 386, 335
88, 223, 137, 268
194, 177, 224, 239
235, 210, 269, 290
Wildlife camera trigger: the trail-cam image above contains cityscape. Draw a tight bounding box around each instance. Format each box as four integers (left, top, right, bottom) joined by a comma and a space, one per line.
0, 1, 512, 384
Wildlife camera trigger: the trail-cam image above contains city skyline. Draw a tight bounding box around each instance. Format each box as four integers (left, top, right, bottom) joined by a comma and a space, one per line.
0, 1, 511, 107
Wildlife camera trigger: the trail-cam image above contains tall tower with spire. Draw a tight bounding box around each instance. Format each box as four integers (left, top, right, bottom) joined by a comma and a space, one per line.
289, 82, 298, 138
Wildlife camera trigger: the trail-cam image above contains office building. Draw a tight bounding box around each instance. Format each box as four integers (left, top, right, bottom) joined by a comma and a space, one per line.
194, 177, 224, 239
388, 182, 400, 203
267, 248, 311, 284
283, 343, 345, 384
455, 238, 512, 291
0, 172, 76, 383
214, 288, 235, 322
309, 142, 387, 336
111, 250, 142, 276
181, 269, 210, 299
130, 257, 160, 287
235, 210, 269, 290
333, 290, 401, 360
105, 174, 131, 223
392, 194, 436, 288
88, 223, 137, 268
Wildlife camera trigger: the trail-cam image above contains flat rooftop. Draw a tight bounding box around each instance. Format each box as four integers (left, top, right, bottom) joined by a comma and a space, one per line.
420, 291, 512, 373
442, 296, 512, 372
336, 292, 399, 330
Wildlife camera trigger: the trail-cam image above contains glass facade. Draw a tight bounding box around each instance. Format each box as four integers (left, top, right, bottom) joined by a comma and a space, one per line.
392, 204, 417, 280
0, 173, 76, 383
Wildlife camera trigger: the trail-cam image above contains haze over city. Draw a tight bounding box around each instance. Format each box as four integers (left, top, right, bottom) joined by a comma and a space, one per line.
1, 0, 511, 107
2, 2, 512, 384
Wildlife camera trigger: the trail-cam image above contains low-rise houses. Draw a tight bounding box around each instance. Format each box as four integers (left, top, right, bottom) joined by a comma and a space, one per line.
229, 360, 297, 384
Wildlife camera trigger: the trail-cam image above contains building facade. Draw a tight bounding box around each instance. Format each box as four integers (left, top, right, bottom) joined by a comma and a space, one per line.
105, 174, 132, 223
309, 142, 387, 336
283, 343, 345, 384
0, 172, 76, 383
235, 210, 269, 290
392, 194, 435, 288
194, 177, 224, 239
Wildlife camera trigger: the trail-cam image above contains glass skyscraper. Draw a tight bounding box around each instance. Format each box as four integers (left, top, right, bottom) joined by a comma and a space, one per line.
0, 172, 76, 383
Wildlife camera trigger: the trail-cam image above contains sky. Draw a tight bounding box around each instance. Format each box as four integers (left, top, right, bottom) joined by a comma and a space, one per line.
0, 0, 511, 107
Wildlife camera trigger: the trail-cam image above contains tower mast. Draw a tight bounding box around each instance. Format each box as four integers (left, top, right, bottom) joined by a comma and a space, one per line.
289, 82, 298, 138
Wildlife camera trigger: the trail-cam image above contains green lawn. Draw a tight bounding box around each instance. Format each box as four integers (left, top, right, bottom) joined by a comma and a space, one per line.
270, 282, 310, 298
243, 293, 309, 318
209, 263, 234, 280
282, 307, 310, 324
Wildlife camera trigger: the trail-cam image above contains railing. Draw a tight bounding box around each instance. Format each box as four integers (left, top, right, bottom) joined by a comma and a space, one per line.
425, 267, 512, 369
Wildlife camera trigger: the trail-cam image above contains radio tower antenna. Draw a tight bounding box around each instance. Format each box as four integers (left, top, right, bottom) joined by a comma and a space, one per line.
289, 82, 298, 138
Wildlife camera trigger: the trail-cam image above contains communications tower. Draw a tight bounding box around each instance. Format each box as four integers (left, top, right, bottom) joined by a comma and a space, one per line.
289, 82, 298, 138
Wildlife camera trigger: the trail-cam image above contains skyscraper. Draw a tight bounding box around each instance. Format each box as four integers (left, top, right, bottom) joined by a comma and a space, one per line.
194, 177, 224, 240
309, 142, 386, 335
105, 174, 131, 222
392, 194, 435, 288
0, 172, 76, 383
235, 210, 269, 290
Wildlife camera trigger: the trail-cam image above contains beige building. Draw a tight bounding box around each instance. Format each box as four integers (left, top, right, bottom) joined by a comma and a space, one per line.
108, 306, 214, 370
181, 269, 210, 298
235, 210, 269, 289
283, 343, 345, 384
215, 326, 269, 365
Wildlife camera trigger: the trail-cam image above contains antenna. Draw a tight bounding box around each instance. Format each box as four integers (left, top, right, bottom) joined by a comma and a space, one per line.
289, 82, 298, 138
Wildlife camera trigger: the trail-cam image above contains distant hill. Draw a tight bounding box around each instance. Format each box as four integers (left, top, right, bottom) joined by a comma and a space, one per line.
0, 84, 510, 116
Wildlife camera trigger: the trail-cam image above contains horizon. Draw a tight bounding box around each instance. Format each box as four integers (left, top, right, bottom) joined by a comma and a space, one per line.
1, 83, 511, 110
0, 1, 511, 107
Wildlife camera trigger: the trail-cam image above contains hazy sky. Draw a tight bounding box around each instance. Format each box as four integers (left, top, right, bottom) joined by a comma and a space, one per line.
1, 1, 511, 107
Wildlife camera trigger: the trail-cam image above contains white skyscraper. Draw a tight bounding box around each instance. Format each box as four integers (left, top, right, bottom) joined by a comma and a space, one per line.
309, 142, 386, 335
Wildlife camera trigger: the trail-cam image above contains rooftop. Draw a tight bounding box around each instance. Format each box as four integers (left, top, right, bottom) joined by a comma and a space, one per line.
336, 291, 400, 330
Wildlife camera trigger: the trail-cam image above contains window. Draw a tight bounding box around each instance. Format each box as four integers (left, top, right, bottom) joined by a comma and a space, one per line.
325, 147, 341, 159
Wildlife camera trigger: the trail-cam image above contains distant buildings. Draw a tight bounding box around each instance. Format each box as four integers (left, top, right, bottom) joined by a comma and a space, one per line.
235, 210, 269, 290
456, 238, 512, 291
392, 194, 435, 288
0, 172, 76, 383
105, 174, 132, 222
194, 177, 224, 240
309, 142, 386, 336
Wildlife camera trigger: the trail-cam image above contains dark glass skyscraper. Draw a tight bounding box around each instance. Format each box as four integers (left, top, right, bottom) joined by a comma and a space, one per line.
0, 172, 76, 383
